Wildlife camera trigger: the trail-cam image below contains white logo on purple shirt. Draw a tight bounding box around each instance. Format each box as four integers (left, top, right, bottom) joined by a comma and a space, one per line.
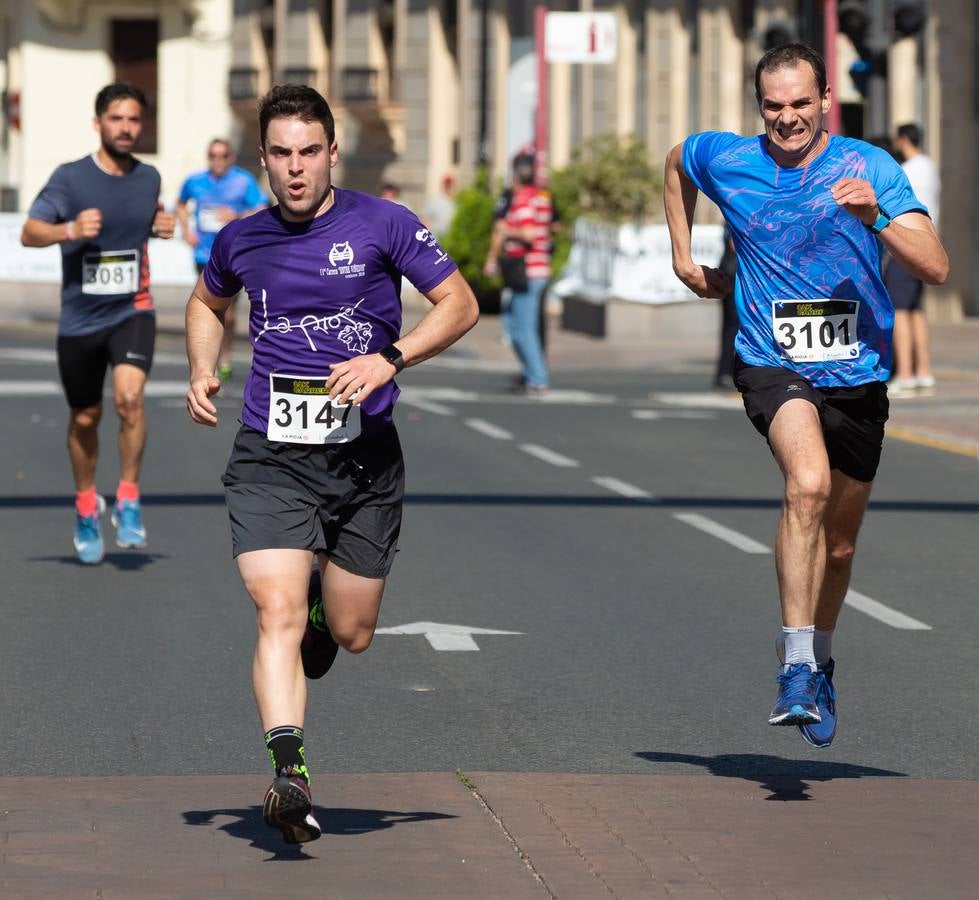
255, 289, 373, 354
328, 242, 355, 266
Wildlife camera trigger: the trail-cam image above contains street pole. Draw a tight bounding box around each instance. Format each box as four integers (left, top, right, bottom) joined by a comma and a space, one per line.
866, 0, 889, 138
478, 0, 490, 166
822, 0, 842, 134
534, 4, 549, 187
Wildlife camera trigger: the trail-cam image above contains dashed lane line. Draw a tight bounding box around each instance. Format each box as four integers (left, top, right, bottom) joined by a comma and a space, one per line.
398, 396, 456, 416
464, 418, 514, 441
518, 444, 580, 468
844, 589, 932, 630
672, 512, 772, 554
591, 476, 656, 500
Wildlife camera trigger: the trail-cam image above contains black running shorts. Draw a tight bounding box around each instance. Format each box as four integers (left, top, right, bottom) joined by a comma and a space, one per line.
884, 258, 924, 312
222, 424, 405, 578
56, 312, 156, 408
733, 356, 890, 483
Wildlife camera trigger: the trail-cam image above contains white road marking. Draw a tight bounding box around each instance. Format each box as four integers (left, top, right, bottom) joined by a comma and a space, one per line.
844, 589, 932, 630
519, 444, 580, 467
398, 396, 456, 416
0, 347, 189, 366
651, 392, 743, 409
0, 380, 61, 396
632, 409, 717, 420
673, 512, 771, 554
375, 621, 523, 651
465, 418, 514, 440
591, 476, 655, 500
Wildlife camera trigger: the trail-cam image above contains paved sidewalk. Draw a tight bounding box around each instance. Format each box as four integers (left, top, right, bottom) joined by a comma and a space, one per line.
2, 772, 977, 898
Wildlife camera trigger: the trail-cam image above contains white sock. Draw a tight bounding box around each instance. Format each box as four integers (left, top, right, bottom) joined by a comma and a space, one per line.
782, 625, 816, 671
813, 627, 834, 666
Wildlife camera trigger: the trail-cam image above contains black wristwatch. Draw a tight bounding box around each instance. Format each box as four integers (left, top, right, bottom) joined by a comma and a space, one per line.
378, 343, 405, 373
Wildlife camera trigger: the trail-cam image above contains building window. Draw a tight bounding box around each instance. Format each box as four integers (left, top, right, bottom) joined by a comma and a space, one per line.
111, 19, 159, 154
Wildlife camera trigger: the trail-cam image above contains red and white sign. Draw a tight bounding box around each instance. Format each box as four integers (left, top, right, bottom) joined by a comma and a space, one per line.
544, 12, 618, 64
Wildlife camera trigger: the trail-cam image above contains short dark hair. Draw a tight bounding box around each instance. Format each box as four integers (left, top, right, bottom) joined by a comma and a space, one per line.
513, 154, 536, 186
754, 43, 827, 103
95, 82, 147, 117
896, 123, 923, 147
258, 84, 335, 147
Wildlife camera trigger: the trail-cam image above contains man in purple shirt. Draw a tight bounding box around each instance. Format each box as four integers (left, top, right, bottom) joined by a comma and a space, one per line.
185, 85, 478, 844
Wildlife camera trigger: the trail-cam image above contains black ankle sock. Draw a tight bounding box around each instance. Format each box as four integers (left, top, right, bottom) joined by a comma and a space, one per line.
264, 726, 309, 783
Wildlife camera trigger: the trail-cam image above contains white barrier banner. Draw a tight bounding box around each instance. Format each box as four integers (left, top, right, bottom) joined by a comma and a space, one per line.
552, 219, 725, 305
0, 212, 198, 285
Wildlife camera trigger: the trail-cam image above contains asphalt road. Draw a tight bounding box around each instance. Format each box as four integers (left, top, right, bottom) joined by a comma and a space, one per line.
1, 325, 977, 783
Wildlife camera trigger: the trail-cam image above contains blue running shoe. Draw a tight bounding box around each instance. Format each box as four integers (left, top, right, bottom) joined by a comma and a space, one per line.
73, 494, 106, 565
799, 659, 837, 748
768, 663, 821, 726
776, 638, 838, 747
111, 498, 147, 549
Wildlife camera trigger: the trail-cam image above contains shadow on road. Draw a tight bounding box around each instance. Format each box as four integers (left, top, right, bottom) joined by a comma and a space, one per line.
27, 552, 167, 571
635, 751, 907, 802
2, 493, 978, 514
182, 805, 457, 858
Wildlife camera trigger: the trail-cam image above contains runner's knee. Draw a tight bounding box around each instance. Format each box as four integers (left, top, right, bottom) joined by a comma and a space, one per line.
113, 388, 144, 423
251, 588, 306, 636
70, 406, 101, 432
826, 539, 856, 568
784, 469, 831, 517
331, 621, 375, 654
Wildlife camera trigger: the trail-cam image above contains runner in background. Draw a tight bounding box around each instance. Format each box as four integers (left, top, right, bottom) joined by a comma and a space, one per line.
177, 139, 267, 382
21, 82, 175, 564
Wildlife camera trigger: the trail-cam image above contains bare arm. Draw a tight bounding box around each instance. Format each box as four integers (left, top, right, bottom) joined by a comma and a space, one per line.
326, 268, 480, 405
185, 276, 235, 426
830, 178, 948, 284
21, 208, 103, 248
176, 201, 198, 248
663, 143, 732, 300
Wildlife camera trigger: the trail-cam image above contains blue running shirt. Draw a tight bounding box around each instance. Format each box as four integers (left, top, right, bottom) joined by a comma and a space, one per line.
683, 133, 926, 386
178, 166, 267, 265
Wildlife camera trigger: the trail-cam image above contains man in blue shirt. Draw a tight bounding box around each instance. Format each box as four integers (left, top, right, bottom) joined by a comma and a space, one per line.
664, 44, 948, 747
177, 139, 266, 380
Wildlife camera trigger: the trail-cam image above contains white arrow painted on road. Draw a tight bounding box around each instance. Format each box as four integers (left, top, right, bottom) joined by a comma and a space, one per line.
374, 621, 523, 651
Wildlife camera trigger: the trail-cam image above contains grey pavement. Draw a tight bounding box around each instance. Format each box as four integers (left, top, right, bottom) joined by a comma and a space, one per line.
1, 282, 978, 898
3, 279, 978, 459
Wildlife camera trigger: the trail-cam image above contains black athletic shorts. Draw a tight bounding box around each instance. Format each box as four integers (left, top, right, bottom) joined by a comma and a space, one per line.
733, 356, 889, 483
222, 424, 405, 578
56, 312, 156, 409
884, 258, 924, 312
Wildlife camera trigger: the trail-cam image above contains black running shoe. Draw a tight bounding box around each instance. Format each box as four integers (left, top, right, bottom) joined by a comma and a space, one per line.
301, 569, 339, 679
262, 775, 322, 844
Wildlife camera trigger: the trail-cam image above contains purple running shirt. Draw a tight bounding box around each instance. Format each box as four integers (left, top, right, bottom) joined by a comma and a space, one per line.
203, 187, 457, 433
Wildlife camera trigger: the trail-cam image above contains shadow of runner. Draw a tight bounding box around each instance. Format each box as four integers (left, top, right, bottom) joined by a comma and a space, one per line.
27, 552, 167, 571
182, 805, 457, 858
635, 751, 907, 802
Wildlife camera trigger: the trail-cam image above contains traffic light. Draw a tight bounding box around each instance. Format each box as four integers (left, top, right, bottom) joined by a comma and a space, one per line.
837, 0, 869, 44
761, 19, 795, 52
893, 1, 926, 37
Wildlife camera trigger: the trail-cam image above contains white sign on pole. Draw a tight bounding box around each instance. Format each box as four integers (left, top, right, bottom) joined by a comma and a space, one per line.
545, 12, 618, 65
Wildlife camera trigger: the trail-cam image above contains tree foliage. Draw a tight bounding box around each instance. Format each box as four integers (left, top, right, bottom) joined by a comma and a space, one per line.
549, 133, 663, 273
440, 167, 502, 306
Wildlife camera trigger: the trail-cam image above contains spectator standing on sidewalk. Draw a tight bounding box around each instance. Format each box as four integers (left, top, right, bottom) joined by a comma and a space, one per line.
886, 123, 941, 396
20, 82, 175, 565
483, 153, 553, 395
176, 139, 267, 382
